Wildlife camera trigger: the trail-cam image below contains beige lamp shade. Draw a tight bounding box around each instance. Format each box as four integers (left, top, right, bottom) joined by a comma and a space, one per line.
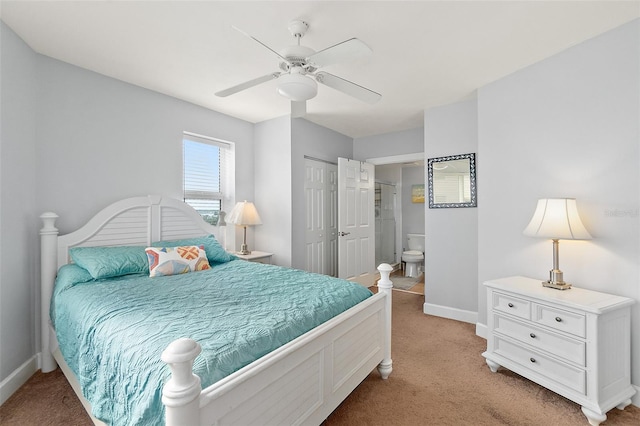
523, 198, 591, 290
226, 201, 261, 255
227, 201, 262, 226
523, 198, 591, 240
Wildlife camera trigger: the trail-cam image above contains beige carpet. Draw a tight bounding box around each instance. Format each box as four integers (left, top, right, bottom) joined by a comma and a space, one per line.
1, 290, 638, 425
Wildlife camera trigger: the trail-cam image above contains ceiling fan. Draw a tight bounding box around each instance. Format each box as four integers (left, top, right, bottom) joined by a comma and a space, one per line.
215, 20, 381, 117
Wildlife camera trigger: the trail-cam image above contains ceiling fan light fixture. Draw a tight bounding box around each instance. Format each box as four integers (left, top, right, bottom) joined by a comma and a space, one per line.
277, 73, 317, 101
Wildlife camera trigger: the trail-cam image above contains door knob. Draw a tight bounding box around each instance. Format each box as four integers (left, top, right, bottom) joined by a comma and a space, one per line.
338, 231, 351, 237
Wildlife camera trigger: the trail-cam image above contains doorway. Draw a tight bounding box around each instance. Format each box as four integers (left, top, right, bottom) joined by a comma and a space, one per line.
369, 153, 425, 295
375, 182, 396, 267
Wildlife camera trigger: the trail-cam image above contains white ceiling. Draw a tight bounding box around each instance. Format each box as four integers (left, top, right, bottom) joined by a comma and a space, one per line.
1, 1, 638, 138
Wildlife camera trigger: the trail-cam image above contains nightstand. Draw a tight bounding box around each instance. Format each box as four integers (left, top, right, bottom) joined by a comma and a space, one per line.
482, 276, 635, 426
234, 251, 273, 264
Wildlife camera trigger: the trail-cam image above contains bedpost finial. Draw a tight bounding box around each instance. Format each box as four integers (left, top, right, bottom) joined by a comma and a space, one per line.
40, 212, 59, 235
377, 263, 393, 290
162, 338, 202, 364
162, 338, 202, 423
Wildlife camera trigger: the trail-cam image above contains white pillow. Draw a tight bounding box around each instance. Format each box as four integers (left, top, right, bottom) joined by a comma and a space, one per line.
145, 245, 211, 278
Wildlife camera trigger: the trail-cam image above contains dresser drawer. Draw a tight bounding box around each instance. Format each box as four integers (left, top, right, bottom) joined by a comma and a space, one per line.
494, 337, 586, 395
493, 314, 585, 366
533, 303, 586, 338
493, 292, 531, 320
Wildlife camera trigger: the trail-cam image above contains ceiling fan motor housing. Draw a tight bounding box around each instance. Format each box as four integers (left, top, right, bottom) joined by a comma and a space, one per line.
279, 45, 317, 72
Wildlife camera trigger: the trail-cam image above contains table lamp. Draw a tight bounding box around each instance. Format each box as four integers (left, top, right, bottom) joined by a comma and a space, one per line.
523, 198, 591, 290
227, 201, 262, 255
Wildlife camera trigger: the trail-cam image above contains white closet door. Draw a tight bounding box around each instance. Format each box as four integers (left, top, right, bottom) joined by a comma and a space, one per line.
304, 159, 326, 274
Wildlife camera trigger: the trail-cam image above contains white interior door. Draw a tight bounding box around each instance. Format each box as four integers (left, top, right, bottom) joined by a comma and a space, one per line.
304, 159, 339, 276
338, 158, 375, 285
304, 159, 326, 274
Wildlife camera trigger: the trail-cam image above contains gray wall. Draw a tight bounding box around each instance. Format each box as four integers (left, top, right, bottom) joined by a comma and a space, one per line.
477, 20, 639, 388
353, 127, 423, 161
35, 55, 254, 234
254, 116, 292, 266
424, 99, 479, 320
0, 21, 38, 384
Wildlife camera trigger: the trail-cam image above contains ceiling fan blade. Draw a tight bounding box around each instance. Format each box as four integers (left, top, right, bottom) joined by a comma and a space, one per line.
232, 26, 289, 63
315, 71, 381, 104
307, 38, 372, 68
215, 73, 280, 97
291, 101, 306, 118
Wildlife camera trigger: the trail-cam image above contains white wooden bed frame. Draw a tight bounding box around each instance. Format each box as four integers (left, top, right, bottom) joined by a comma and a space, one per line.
40, 195, 393, 425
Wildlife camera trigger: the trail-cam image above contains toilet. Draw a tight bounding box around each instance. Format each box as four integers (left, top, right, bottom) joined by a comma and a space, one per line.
402, 234, 425, 278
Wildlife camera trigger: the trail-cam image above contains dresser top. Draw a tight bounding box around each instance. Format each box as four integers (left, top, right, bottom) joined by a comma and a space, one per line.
484, 276, 635, 314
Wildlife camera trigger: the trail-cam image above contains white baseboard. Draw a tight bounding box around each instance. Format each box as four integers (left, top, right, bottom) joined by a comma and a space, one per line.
0, 354, 38, 405
475, 322, 488, 339
423, 302, 477, 324
631, 384, 640, 408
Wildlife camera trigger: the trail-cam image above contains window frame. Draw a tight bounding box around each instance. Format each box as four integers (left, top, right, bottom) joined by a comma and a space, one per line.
182, 132, 235, 225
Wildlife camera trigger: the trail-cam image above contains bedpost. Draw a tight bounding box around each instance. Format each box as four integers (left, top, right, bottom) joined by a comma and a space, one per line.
376, 263, 393, 379
40, 212, 59, 373
161, 338, 202, 426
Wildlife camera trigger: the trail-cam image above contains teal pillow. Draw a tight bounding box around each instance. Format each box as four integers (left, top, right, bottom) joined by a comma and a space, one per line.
69, 246, 149, 279
52, 264, 95, 325
152, 235, 235, 264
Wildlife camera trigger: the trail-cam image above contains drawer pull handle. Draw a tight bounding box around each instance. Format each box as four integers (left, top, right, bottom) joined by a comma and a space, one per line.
530, 358, 536, 363
529, 333, 536, 338
508, 303, 514, 308
555, 317, 562, 322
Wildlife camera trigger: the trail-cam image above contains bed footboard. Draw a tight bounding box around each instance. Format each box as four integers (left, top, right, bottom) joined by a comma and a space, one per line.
162, 263, 394, 426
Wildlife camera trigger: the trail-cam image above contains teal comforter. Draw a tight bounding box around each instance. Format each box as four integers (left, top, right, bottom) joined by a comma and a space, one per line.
52, 260, 372, 425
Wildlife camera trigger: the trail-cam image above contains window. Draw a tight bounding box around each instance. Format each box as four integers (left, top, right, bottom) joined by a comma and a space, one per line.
183, 132, 233, 225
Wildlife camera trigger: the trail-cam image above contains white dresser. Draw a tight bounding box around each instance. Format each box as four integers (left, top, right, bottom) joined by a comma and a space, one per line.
482, 276, 635, 426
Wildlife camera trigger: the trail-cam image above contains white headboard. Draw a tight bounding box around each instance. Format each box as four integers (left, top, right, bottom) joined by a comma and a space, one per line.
39, 195, 222, 372
49, 195, 220, 269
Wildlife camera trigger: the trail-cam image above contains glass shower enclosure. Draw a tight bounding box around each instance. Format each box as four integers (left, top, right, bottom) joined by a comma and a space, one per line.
375, 182, 396, 267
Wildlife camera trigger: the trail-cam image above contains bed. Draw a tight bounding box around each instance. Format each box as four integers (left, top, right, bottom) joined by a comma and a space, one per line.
40, 195, 393, 425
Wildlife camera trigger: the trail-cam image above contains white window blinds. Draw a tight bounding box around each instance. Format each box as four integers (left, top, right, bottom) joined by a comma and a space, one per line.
183, 132, 231, 225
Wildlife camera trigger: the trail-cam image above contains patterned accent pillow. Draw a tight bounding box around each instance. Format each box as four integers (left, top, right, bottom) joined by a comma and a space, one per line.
145, 245, 211, 278
151, 235, 236, 264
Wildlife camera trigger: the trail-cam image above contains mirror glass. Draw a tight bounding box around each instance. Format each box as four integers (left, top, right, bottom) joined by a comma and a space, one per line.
427, 153, 477, 208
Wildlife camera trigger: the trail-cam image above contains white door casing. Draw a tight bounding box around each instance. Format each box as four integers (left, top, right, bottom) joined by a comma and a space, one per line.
338, 158, 375, 285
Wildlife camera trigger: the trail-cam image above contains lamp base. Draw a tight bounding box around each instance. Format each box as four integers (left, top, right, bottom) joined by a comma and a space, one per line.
238, 243, 251, 255
542, 280, 572, 290
542, 269, 571, 290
